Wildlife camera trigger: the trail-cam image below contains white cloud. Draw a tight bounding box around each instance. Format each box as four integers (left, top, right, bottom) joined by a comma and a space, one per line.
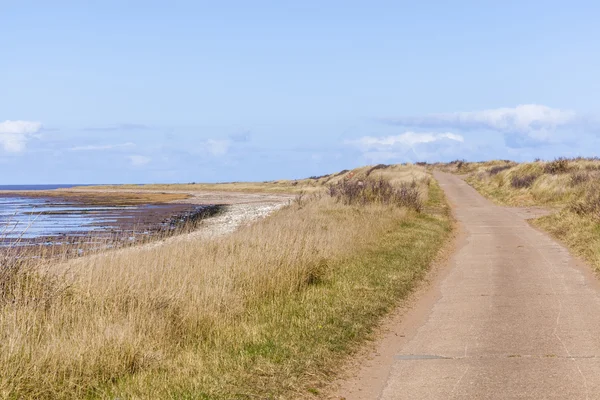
70, 142, 135, 151
0, 120, 42, 153
382, 104, 579, 140
206, 139, 231, 156
348, 131, 464, 151
128, 155, 151, 166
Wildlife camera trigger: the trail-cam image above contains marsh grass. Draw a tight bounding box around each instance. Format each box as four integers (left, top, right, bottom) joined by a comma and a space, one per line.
0, 166, 450, 399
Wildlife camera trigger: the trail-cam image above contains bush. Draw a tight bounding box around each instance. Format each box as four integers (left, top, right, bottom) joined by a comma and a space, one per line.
489, 165, 512, 176
570, 171, 591, 186
543, 158, 570, 174
511, 174, 538, 188
365, 164, 389, 176
328, 178, 422, 212
570, 189, 600, 220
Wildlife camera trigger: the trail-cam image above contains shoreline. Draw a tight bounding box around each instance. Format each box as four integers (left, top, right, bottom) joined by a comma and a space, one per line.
0, 188, 293, 255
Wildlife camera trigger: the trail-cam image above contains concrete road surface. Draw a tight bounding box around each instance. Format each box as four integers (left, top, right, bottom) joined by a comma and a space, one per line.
338, 172, 600, 399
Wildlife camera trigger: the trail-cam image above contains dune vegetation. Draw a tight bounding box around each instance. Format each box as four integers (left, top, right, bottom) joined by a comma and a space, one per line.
0, 164, 452, 399
75, 164, 427, 194
451, 158, 600, 272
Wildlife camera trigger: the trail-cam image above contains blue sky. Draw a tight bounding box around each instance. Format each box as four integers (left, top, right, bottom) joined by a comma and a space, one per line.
2, 1, 599, 183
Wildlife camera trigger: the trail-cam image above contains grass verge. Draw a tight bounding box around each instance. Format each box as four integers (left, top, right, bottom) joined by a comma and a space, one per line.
1, 166, 451, 399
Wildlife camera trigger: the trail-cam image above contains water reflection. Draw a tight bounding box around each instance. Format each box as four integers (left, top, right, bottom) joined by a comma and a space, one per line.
1, 197, 136, 239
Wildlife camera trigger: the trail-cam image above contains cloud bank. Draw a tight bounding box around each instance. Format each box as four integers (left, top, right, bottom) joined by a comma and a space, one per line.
206, 139, 231, 156
381, 104, 581, 142
350, 132, 464, 150
347, 131, 465, 163
83, 123, 150, 132
0, 120, 43, 153
69, 142, 135, 151
128, 155, 151, 166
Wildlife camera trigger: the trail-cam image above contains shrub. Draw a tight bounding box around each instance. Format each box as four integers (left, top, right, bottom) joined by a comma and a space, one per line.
543, 158, 570, 174
328, 178, 422, 212
511, 174, 537, 188
570, 171, 591, 186
570, 189, 600, 220
365, 164, 389, 176
489, 165, 512, 176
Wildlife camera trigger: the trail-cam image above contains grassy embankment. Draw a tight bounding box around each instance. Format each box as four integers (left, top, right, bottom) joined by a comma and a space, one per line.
75, 164, 425, 194
451, 158, 600, 271
0, 164, 452, 399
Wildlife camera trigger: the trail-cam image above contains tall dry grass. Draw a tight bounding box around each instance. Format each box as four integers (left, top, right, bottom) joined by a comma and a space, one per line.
0, 166, 450, 399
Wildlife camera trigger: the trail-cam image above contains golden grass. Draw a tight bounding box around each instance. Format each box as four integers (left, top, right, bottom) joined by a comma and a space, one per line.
463, 158, 600, 207
0, 190, 190, 205
78, 164, 431, 195
0, 166, 451, 399
445, 158, 600, 273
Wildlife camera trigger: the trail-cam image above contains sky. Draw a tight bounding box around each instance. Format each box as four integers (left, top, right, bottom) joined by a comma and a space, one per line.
1, 1, 599, 184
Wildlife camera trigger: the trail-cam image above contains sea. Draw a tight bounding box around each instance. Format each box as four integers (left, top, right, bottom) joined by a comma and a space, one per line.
0, 184, 98, 191
0, 184, 212, 248
0, 184, 139, 242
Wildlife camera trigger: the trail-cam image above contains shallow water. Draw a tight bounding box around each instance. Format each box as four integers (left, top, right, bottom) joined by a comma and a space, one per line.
0, 184, 97, 191
0, 196, 135, 239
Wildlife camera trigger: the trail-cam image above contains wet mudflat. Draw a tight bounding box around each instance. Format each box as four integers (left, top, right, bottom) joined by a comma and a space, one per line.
0, 193, 220, 248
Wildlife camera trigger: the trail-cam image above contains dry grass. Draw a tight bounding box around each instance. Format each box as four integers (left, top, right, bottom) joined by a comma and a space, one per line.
443, 158, 600, 273
461, 158, 600, 207
77, 164, 431, 195
0, 165, 451, 399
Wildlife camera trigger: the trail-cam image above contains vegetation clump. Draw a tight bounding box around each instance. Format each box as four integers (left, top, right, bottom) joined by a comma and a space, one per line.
365, 163, 390, 176
510, 174, 538, 189
328, 177, 422, 212
570, 170, 592, 186
489, 165, 512, 176
543, 157, 570, 174
570, 186, 600, 220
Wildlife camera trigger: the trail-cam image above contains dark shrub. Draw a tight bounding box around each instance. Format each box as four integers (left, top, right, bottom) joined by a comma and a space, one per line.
308, 174, 330, 180
543, 158, 570, 174
365, 164, 389, 176
489, 165, 512, 176
416, 161, 428, 166
570, 189, 600, 220
511, 174, 537, 188
328, 178, 422, 212
570, 171, 591, 186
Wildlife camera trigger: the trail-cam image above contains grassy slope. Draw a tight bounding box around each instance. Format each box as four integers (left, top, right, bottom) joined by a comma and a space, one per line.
457, 159, 600, 272
1, 166, 452, 399
76, 164, 427, 194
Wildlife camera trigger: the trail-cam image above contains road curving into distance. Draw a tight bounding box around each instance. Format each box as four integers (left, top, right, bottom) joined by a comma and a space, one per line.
338, 171, 600, 399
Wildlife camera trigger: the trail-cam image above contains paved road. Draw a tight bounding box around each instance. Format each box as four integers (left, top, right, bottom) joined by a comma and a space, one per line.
339, 172, 600, 399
